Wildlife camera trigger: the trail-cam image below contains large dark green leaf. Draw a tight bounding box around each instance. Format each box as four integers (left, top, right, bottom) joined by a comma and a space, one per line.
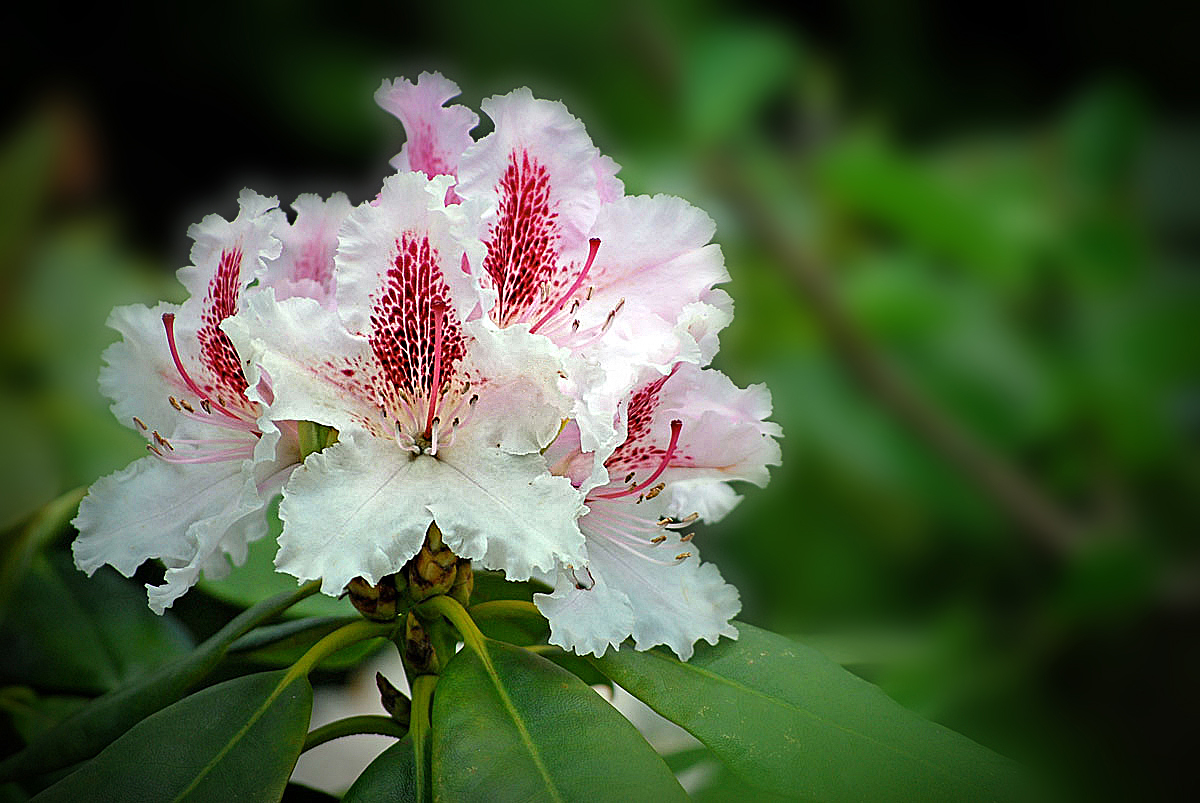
432, 638, 686, 803
0, 581, 316, 782
32, 669, 312, 802
342, 738, 417, 803
591, 621, 1024, 801
0, 553, 193, 695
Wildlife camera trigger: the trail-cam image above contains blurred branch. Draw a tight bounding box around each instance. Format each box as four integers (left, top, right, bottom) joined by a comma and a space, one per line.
709, 156, 1087, 555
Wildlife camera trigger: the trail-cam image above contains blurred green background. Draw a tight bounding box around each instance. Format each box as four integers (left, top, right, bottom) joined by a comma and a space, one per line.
2, 1, 1197, 799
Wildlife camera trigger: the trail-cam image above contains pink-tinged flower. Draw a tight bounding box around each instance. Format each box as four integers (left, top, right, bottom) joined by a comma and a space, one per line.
262, 193, 353, 307
225, 173, 588, 596
535, 362, 782, 660
376, 73, 479, 189
452, 88, 731, 450
71, 190, 303, 613
379, 76, 731, 454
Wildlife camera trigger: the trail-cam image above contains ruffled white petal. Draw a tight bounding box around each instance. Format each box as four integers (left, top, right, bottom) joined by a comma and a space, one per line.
145, 476, 269, 614
376, 73, 479, 180
427, 421, 587, 582
575, 194, 728, 348
177, 189, 284, 300
99, 301, 186, 438
537, 567, 634, 658
276, 434, 432, 596
535, 503, 740, 660
71, 451, 258, 611
461, 319, 573, 455
224, 291, 382, 436
276, 429, 586, 595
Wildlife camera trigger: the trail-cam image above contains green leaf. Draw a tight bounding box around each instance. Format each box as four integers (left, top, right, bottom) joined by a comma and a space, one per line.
432, 638, 687, 802
536, 649, 612, 689
31, 669, 312, 802
342, 738, 417, 803
0, 688, 88, 745
469, 600, 549, 646
0, 486, 84, 617
0, 552, 193, 695
591, 621, 1024, 801
468, 569, 549, 605
0, 581, 318, 782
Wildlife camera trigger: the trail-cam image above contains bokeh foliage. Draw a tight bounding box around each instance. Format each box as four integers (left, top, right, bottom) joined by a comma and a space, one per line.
3, 1, 1198, 799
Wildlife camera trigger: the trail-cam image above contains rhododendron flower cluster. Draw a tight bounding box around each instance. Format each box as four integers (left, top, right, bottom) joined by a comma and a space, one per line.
72, 73, 781, 659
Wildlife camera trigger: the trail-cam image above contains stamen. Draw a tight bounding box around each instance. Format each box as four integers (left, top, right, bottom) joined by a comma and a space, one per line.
680, 532, 695, 542
675, 552, 692, 561
594, 419, 683, 500
530, 238, 601, 333
650, 534, 666, 544
569, 565, 595, 590
423, 300, 448, 440
132, 416, 147, 430
154, 446, 256, 465
161, 313, 244, 423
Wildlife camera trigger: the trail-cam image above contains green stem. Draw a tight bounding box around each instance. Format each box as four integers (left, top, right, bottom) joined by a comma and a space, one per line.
411, 674, 438, 803
468, 599, 542, 621
302, 714, 408, 752
229, 615, 360, 655
419, 594, 487, 653
285, 618, 396, 684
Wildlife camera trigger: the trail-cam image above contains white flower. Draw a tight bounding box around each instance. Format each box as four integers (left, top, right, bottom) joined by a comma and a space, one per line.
71, 190, 301, 613
535, 362, 782, 660
224, 172, 588, 597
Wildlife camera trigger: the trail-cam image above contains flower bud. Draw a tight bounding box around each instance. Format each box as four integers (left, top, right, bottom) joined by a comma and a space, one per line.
375, 672, 411, 725
407, 523, 459, 601
449, 558, 473, 607
345, 573, 404, 621
402, 611, 440, 675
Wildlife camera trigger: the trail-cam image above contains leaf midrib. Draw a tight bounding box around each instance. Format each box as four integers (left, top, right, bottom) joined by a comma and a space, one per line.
170, 672, 304, 802
475, 644, 565, 803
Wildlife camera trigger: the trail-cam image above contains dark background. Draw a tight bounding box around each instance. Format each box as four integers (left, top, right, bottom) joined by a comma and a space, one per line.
3, 1, 1198, 799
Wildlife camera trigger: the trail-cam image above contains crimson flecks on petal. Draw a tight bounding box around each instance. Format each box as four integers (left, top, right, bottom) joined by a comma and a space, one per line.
224, 172, 588, 596
370, 233, 466, 416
